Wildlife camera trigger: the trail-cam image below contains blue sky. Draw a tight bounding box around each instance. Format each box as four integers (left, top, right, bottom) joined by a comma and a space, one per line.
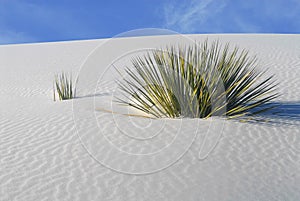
1, 0, 300, 44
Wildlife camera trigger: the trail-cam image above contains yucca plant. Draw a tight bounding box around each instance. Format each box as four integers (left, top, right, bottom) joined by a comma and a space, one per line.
53, 72, 76, 101
116, 40, 278, 119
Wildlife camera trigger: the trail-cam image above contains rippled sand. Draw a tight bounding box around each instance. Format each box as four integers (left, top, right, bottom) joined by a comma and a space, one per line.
0, 34, 299, 201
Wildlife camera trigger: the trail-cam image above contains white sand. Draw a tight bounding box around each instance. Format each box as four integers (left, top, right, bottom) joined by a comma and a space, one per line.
0, 34, 299, 201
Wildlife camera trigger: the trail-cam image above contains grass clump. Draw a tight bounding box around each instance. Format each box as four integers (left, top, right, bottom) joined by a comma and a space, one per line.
116, 40, 278, 119
53, 72, 76, 101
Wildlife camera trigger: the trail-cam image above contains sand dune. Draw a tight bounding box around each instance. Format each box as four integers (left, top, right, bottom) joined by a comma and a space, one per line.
0, 34, 299, 201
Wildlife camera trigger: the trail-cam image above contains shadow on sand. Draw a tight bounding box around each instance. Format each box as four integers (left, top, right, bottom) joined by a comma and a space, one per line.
75, 92, 111, 99
262, 102, 300, 119
75, 94, 300, 126
246, 101, 300, 126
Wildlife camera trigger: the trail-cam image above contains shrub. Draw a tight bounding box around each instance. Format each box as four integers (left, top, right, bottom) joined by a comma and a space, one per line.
116, 40, 278, 119
53, 72, 76, 101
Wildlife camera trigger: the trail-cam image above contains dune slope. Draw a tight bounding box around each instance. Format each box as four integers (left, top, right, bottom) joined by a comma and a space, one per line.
0, 34, 299, 201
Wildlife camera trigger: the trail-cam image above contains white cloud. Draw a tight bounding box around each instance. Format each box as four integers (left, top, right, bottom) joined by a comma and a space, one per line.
163, 0, 227, 33
0, 1, 95, 44
0, 30, 36, 45
161, 0, 300, 34
0, 1, 39, 44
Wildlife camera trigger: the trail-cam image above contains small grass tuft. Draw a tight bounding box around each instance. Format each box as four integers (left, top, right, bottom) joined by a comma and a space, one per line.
53, 72, 76, 101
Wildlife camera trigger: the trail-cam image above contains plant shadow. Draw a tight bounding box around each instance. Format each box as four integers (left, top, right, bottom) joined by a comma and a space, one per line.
75, 92, 111, 99
75, 93, 300, 126
241, 101, 300, 126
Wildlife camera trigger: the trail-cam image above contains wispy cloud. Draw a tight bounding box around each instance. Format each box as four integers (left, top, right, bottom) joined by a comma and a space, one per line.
162, 0, 300, 33
0, 30, 36, 45
163, 0, 227, 33
0, 0, 96, 44
0, 1, 43, 44
1, 0, 300, 45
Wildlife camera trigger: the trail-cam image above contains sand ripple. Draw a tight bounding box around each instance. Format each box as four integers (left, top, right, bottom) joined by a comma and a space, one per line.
0, 35, 299, 200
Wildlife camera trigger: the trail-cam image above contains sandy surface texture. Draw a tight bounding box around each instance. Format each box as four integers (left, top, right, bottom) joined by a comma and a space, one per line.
0, 34, 299, 201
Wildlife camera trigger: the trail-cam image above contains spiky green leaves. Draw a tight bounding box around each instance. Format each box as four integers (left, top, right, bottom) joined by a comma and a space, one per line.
53, 72, 76, 101
116, 40, 278, 119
